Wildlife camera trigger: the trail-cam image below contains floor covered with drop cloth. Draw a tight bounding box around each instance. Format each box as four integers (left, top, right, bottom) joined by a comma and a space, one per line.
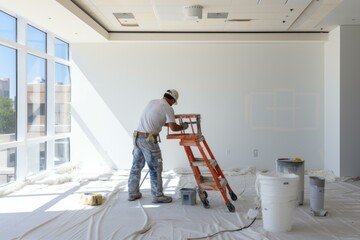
0, 167, 359, 240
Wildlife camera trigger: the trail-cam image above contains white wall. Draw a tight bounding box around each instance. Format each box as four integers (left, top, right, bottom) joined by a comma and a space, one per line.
324, 25, 360, 177
324, 27, 341, 176
70, 42, 324, 172
339, 26, 360, 176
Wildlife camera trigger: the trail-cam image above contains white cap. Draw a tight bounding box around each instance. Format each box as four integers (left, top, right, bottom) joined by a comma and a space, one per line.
165, 89, 179, 104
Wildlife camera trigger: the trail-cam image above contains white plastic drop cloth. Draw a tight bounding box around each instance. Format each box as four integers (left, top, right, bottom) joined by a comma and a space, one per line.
0, 167, 359, 240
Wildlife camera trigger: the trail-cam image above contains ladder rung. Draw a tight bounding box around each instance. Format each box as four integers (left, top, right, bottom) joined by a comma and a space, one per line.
179, 135, 204, 146
192, 158, 218, 168
199, 176, 227, 191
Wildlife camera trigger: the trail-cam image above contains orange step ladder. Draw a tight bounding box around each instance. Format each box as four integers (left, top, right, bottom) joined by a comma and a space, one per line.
167, 114, 237, 212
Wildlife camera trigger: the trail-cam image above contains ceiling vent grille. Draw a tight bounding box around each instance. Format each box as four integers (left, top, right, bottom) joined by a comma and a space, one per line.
207, 12, 229, 19
113, 13, 139, 27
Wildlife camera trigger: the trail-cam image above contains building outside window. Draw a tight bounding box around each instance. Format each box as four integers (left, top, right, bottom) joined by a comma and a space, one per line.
0, 147, 16, 185
27, 54, 47, 138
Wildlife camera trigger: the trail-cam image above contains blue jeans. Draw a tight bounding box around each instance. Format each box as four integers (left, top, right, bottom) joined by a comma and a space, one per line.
128, 136, 163, 197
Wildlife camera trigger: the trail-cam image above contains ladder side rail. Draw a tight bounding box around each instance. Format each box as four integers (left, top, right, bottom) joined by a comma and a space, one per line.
197, 140, 231, 205
214, 164, 235, 194
203, 140, 235, 196
196, 141, 225, 191
184, 146, 203, 186
201, 139, 222, 176
202, 139, 216, 160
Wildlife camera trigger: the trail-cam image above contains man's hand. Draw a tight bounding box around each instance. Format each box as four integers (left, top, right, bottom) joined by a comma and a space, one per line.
182, 122, 189, 130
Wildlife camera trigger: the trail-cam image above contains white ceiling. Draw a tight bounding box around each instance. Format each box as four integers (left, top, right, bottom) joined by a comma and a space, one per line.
1, 0, 360, 42
71, 0, 341, 32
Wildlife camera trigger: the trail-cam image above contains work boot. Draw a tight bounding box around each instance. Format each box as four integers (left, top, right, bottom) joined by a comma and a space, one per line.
152, 195, 172, 203
128, 192, 142, 201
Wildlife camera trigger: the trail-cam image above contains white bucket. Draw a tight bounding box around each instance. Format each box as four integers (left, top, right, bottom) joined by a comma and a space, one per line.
256, 172, 299, 232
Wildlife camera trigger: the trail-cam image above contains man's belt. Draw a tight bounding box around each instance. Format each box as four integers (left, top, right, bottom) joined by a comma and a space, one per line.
134, 131, 159, 138
133, 131, 160, 143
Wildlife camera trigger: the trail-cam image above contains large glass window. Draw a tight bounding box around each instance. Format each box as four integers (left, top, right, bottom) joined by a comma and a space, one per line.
27, 54, 47, 138
27, 25, 46, 53
0, 10, 16, 42
0, 147, 16, 185
55, 138, 70, 166
55, 38, 69, 60
55, 63, 71, 133
0, 44, 17, 143
1, 9, 72, 186
27, 142, 46, 176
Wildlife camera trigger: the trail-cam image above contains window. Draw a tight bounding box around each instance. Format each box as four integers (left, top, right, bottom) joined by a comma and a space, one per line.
55, 138, 70, 166
55, 38, 69, 60
0, 44, 17, 143
27, 54, 47, 138
27, 25, 46, 53
55, 63, 71, 133
27, 142, 46, 176
0, 147, 16, 185
1, 9, 72, 186
0, 10, 16, 42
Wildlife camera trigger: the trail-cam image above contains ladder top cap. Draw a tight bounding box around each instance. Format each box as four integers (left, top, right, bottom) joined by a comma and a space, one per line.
175, 114, 201, 118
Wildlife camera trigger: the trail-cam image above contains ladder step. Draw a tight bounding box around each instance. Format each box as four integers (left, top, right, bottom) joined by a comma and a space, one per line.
199, 176, 227, 191
180, 135, 204, 146
192, 158, 218, 168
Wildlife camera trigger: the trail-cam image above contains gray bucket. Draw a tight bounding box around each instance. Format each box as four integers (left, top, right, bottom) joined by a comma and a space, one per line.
309, 176, 325, 212
276, 158, 304, 205
180, 188, 196, 205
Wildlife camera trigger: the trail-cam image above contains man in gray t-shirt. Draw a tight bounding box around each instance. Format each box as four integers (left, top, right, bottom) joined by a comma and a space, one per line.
128, 89, 188, 203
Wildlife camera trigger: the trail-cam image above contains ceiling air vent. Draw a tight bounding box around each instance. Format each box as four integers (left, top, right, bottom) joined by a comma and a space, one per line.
113, 13, 139, 27
207, 12, 228, 19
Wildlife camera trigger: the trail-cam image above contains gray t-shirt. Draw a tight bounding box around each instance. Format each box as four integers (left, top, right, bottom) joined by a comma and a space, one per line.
137, 98, 175, 134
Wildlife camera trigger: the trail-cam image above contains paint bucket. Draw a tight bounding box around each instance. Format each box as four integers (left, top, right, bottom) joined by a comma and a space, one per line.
309, 176, 325, 212
276, 158, 304, 205
256, 172, 299, 232
180, 188, 196, 205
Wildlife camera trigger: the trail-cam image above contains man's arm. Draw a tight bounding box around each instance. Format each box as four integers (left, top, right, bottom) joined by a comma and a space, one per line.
166, 122, 187, 132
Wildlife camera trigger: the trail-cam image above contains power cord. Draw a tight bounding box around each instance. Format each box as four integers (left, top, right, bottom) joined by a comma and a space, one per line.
187, 217, 257, 240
